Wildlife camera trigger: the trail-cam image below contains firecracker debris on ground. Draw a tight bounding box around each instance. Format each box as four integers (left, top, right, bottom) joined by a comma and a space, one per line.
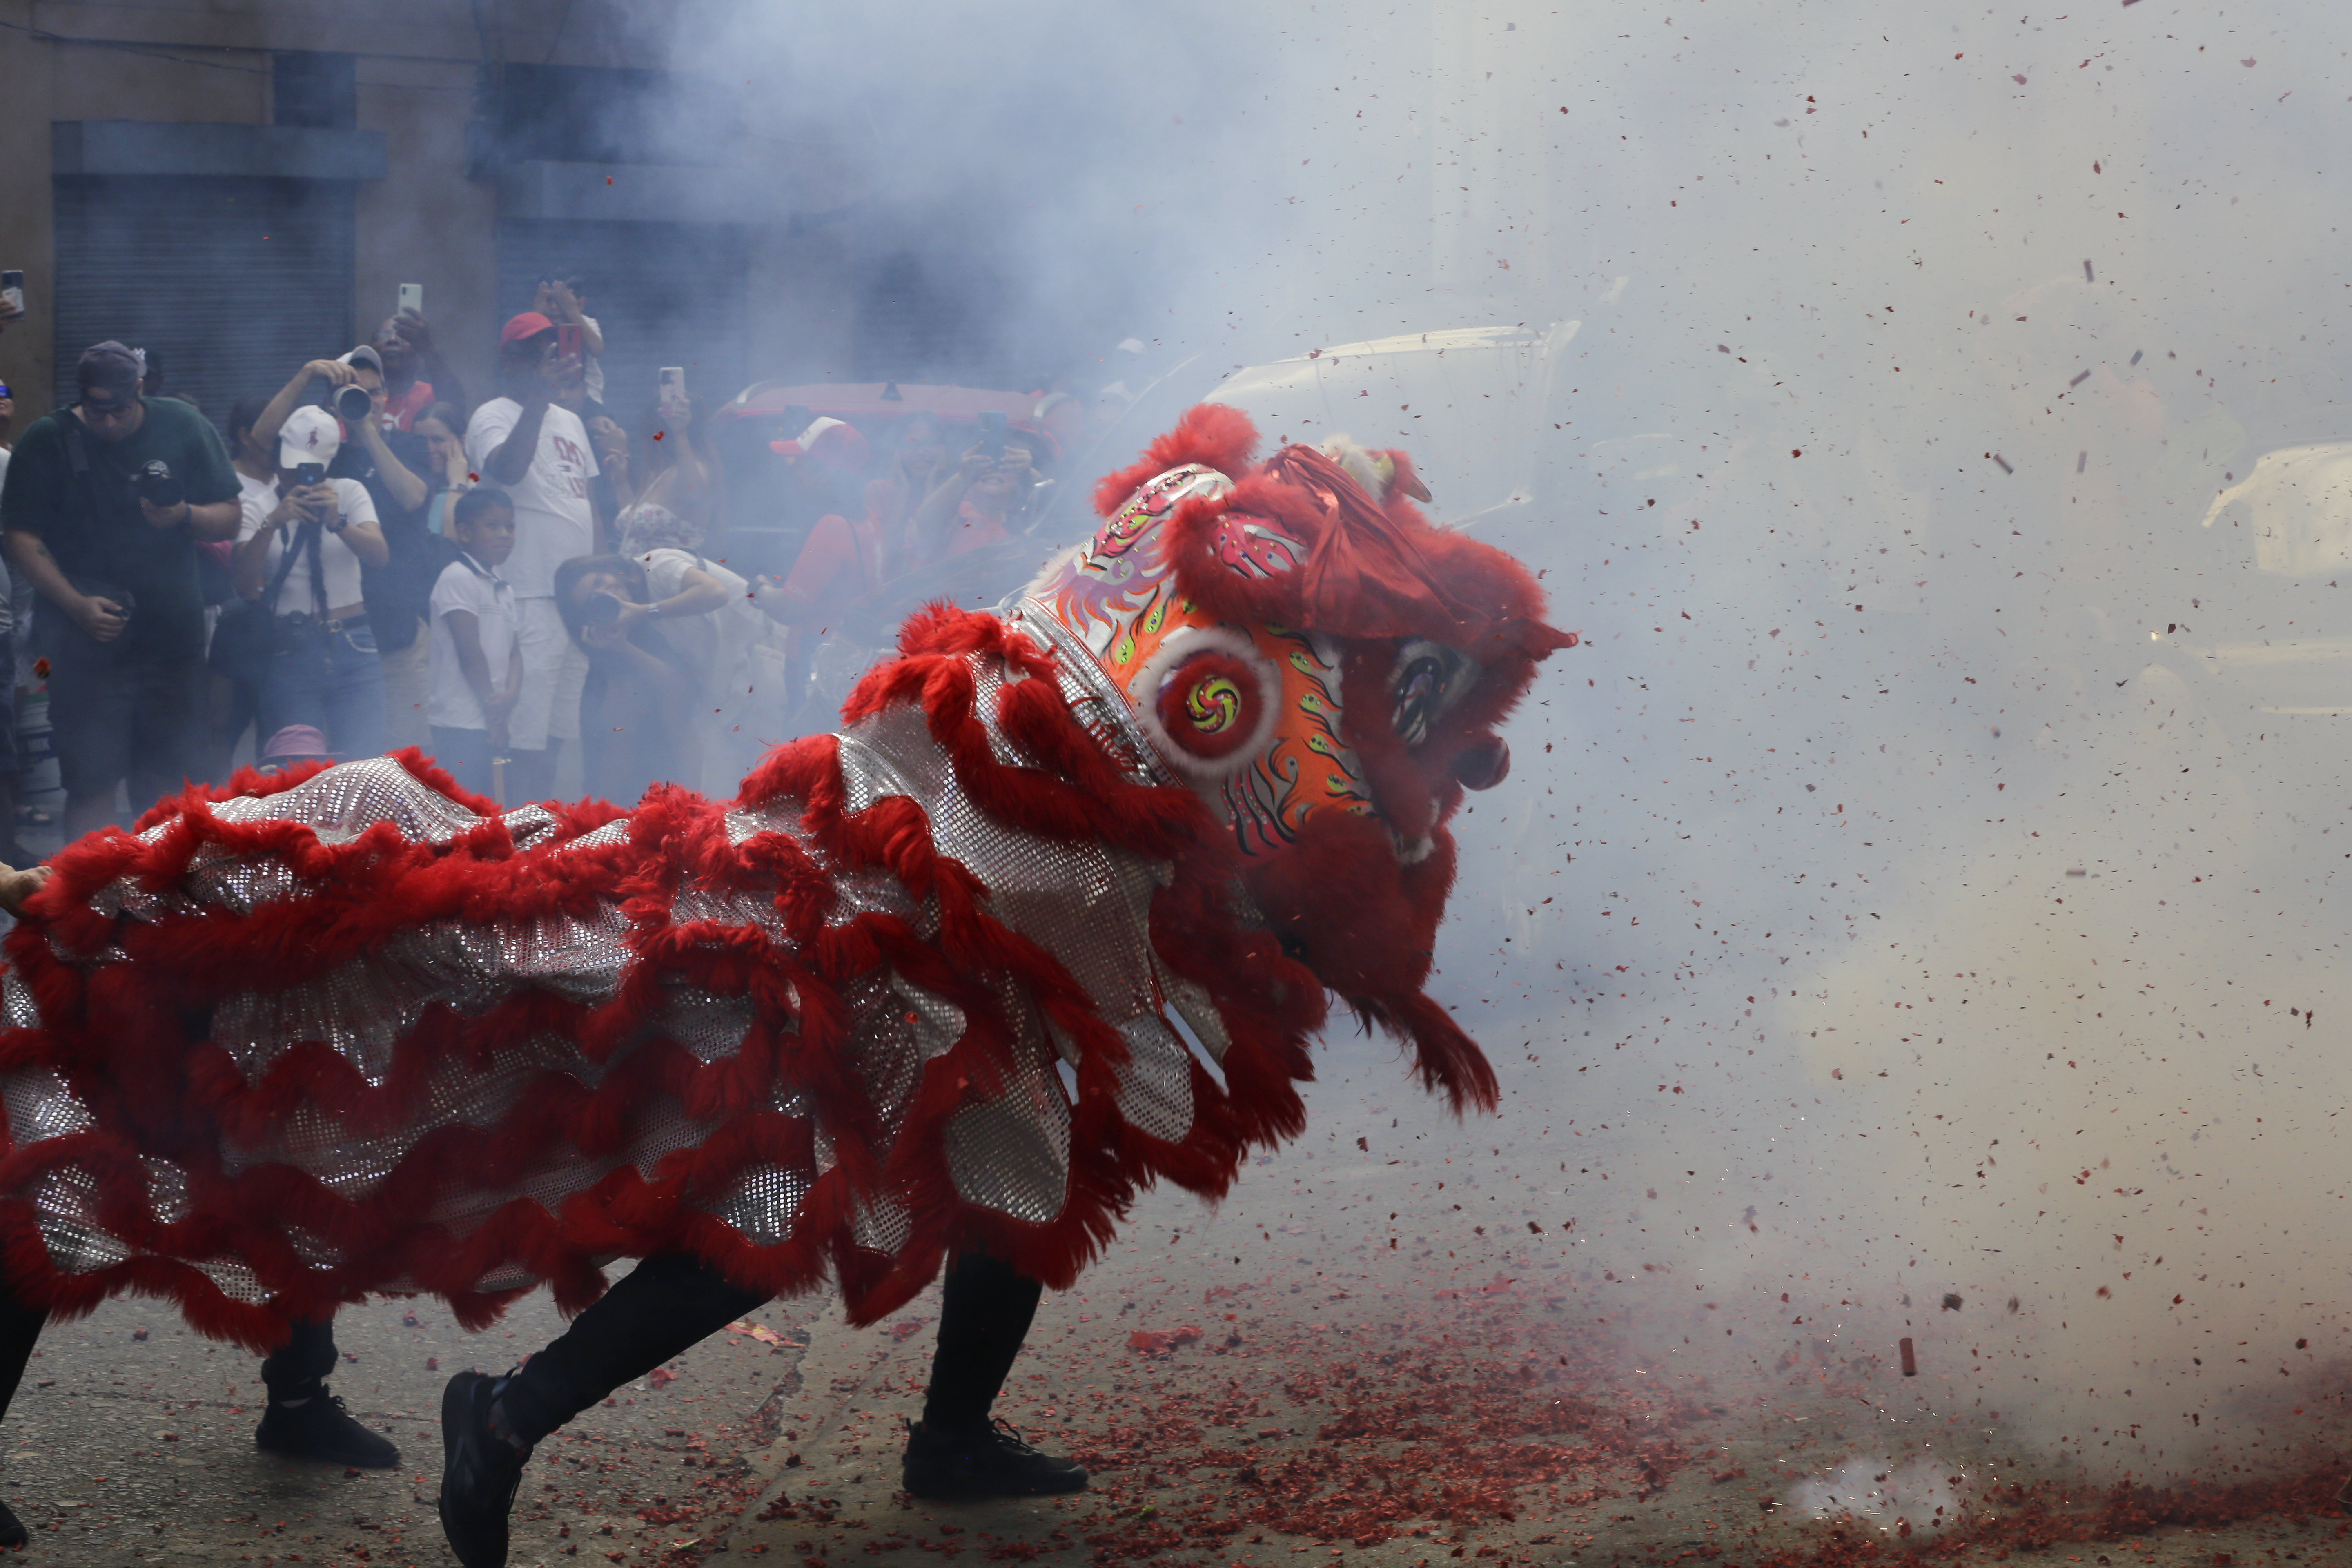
4, 1105, 2349, 1566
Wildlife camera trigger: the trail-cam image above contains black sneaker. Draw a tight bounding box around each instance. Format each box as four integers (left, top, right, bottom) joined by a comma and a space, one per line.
438, 1371, 532, 1568
0, 1496, 23, 1548
254, 1385, 401, 1468
902, 1418, 1088, 1499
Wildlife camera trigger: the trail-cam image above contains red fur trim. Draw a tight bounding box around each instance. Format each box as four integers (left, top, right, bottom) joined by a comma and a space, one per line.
1149, 443, 1578, 670
0, 610, 1327, 1346
1235, 808, 1493, 1118
1090, 403, 1261, 517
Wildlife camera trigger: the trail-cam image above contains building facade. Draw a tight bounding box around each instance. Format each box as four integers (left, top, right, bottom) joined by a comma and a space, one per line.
0, 0, 873, 426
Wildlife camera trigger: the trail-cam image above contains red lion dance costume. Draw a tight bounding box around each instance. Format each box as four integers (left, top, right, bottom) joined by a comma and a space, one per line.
0, 405, 1571, 1564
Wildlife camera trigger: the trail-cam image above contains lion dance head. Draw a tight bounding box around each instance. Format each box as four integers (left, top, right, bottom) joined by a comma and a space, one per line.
1021, 403, 1577, 1112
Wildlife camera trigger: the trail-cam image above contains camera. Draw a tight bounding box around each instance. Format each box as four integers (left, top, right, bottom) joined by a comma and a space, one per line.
132, 459, 183, 509
333, 383, 373, 423
582, 590, 625, 626
976, 410, 1007, 459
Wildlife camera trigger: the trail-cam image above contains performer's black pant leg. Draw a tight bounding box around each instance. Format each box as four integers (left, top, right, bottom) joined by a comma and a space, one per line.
921, 1251, 1042, 1430
0, 1277, 45, 1423
499, 1253, 768, 1445
260, 1317, 338, 1398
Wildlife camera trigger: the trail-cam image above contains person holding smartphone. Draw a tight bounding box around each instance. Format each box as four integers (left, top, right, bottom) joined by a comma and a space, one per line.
372, 305, 466, 431
233, 406, 390, 761
903, 428, 1044, 565
532, 270, 604, 412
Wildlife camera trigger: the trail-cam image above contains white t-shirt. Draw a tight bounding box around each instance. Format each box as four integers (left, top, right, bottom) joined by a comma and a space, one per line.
238, 477, 380, 615
634, 547, 769, 693
235, 469, 274, 514
464, 398, 598, 599
428, 553, 519, 731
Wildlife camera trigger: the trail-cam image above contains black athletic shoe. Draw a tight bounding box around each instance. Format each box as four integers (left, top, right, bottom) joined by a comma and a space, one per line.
0, 1496, 24, 1548
438, 1371, 532, 1568
901, 1417, 1089, 1499
254, 1386, 401, 1468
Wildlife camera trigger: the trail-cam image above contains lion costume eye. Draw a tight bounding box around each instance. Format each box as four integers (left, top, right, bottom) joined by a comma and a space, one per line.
1390, 639, 1481, 749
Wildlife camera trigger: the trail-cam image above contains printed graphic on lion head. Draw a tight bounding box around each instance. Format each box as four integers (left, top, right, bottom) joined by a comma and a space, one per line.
1023, 403, 1577, 1111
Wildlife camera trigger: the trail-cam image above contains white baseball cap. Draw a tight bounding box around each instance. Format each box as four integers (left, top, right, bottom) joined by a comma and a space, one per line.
279, 404, 342, 470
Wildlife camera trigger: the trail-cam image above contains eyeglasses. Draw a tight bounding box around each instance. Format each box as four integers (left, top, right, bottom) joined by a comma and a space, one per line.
80, 393, 133, 416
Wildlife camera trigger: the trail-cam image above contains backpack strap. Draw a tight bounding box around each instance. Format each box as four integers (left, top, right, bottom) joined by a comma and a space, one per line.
56, 413, 105, 528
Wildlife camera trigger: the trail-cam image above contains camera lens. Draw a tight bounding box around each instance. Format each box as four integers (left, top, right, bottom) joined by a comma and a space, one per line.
334, 383, 373, 423
584, 591, 624, 626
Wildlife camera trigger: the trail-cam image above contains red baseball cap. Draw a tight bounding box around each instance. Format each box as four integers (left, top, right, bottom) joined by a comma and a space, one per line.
499, 312, 556, 347
768, 416, 870, 474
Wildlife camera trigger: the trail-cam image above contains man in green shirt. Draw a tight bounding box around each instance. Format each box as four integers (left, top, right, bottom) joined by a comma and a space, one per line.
0, 341, 240, 835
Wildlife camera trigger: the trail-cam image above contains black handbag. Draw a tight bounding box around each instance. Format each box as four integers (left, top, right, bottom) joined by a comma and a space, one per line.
209, 513, 325, 686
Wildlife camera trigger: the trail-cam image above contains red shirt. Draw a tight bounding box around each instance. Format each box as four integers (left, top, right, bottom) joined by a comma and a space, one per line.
381, 381, 435, 432
779, 512, 884, 660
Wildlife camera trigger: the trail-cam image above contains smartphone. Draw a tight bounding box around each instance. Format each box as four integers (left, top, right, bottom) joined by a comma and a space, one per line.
396, 282, 423, 318
556, 322, 584, 363
977, 409, 1008, 459
658, 366, 687, 415
1, 272, 21, 314
294, 462, 326, 489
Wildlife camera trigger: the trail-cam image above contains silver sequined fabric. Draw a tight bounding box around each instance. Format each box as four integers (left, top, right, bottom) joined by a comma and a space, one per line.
5, 630, 1234, 1310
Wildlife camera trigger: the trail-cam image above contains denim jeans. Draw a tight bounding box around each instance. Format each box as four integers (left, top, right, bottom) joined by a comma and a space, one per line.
256, 621, 386, 760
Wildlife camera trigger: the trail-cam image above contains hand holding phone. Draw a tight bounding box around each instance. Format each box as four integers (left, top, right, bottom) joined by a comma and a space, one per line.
0, 272, 22, 320
397, 283, 423, 318
658, 367, 688, 418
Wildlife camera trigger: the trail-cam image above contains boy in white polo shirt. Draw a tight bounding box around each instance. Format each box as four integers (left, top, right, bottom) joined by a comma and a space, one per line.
428, 488, 523, 802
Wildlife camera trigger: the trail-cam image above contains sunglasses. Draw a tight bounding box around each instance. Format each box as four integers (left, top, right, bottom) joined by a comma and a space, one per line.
0, 385, 11, 399
80, 393, 134, 415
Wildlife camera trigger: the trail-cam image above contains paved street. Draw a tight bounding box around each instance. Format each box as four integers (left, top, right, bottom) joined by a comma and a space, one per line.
0, 1077, 2341, 1567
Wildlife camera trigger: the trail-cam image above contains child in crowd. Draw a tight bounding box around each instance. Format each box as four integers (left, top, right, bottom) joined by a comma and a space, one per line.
427, 489, 523, 802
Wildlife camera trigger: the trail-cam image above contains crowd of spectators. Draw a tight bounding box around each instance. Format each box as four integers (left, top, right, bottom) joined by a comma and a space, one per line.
0, 274, 1089, 838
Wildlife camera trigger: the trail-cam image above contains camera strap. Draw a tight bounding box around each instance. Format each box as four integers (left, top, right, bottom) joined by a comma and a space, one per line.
57, 413, 107, 531
259, 513, 323, 621
305, 509, 327, 617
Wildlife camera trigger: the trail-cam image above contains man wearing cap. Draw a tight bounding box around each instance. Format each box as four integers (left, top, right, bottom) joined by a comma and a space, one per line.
0, 341, 240, 836
233, 405, 392, 762
253, 346, 435, 749
465, 313, 599, 800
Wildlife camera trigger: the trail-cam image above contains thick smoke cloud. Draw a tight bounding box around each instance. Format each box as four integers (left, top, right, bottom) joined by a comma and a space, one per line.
668, 0, 2351, 1483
